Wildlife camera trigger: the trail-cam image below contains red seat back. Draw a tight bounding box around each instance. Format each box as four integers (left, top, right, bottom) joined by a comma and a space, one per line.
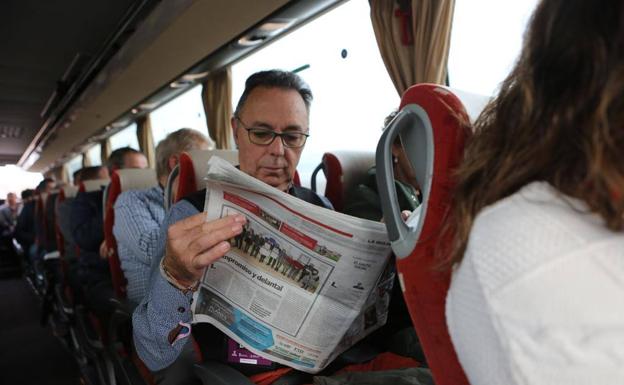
318, 151, 375, 212
376, 84, 488, 385
173, 149, 239, 204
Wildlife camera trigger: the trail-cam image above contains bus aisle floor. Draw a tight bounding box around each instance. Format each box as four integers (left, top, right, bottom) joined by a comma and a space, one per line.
0, 276, 81, 385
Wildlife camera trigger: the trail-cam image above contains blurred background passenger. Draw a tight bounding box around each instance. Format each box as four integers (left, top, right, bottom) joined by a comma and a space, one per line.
15, 189, 36, 264
70, 149, 146, 317
114, 128, 212, 304
344, 110, 420, 221
445, 1, 624, 384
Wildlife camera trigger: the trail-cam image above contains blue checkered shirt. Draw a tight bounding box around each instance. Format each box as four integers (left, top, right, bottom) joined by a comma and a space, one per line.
113, 186, 166, 304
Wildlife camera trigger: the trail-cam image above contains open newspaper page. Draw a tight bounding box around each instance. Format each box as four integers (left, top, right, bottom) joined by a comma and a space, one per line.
191, 157, 392, 373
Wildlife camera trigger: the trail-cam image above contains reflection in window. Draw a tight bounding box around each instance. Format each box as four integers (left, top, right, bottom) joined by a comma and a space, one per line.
66, 155, 83, 184
231, 0, 398, 188
150, 86, 209, 146
448, 0, 539, 96
109, 123, 139, 151
86, 144, 101, 166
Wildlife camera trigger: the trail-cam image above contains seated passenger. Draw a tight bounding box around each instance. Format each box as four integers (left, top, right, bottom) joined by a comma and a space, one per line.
133, 70, 333, 377
344, 110, 420, 221
113, 129, 212, 304
0, 192, 20, 238
445, 1, 624, 384
15, 189, 36, 262
70, 150, 146, 313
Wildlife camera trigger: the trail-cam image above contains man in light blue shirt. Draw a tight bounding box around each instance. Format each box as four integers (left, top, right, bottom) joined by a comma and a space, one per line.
114, 128, 212, 304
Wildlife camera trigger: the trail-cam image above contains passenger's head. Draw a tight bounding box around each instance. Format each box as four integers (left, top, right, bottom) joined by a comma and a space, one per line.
80, 166, 109, 182
36, 178, 55, 193
107, 147, 148, 173
6, 192, 17, 207
449, 0, 624, 263
232, 70, 312, 191
72, 168, 83, 186
21, 189, 34, 201
383, 110, 418, 190
155, 128, 212, 182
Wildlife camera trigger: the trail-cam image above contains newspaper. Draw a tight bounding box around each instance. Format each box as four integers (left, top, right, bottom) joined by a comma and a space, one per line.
191, 157, 393, 373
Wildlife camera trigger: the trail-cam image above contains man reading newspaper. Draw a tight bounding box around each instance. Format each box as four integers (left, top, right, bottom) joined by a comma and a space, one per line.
133, 70, 394, 382
133, 70, 334, 374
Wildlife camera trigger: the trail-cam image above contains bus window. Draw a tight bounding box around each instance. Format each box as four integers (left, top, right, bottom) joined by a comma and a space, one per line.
231, 0, 398, 188
109, 123, 139, 151
448, 0, 540, 96
150, 85, 209, 145
85, 144, 101, 166
65, 154, 83, 183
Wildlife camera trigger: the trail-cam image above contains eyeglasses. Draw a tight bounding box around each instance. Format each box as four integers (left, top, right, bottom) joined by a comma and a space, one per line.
235, 117, 309, 148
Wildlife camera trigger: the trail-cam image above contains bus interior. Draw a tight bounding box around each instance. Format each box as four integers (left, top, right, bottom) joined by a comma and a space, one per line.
1, 1, 586, 385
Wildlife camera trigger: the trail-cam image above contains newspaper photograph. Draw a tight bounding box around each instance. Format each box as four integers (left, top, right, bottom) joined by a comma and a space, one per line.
191, 157, 393, 373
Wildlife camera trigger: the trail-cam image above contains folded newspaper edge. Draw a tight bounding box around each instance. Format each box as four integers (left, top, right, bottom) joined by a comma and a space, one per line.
190, 156, 395, 373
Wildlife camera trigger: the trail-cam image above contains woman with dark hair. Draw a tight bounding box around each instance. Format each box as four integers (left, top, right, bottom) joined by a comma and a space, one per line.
445, 0, 624, 384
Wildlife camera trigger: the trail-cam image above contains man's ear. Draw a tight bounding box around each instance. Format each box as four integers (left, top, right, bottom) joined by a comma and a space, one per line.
231, 117, 240, 147
167, 154, 179, 173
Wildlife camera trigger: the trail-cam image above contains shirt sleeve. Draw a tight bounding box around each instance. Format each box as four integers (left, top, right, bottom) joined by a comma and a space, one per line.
132, 199, 198, 371
113, 190, 162, 266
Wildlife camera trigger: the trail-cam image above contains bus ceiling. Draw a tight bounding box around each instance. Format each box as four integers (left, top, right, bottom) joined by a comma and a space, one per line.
2, 0, 344, 172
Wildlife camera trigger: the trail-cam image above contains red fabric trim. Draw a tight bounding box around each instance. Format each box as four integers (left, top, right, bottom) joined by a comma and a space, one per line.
176, 152, 197, 203
322, 153, 344, 211
105, 171, 127, 299
293, 170, 301, 187
249, 367, 293, 385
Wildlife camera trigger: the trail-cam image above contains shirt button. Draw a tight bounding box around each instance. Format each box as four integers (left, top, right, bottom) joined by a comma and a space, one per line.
177, 307, 185, 313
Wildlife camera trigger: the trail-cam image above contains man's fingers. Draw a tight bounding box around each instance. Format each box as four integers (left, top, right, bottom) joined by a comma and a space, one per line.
172, 211, 206, 232
187, 221, 243, 255
169, 214, 246, 241
192, 241, 231, 271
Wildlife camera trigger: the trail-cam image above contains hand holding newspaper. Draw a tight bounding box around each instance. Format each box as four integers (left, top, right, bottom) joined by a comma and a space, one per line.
191, 156, 394, 373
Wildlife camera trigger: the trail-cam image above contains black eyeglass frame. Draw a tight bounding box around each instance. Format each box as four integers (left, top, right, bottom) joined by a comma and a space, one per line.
234, 117, 309, 148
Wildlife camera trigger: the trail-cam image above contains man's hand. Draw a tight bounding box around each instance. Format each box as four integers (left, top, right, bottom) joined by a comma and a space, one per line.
99, 240, 108, 259
163, 212, 246, 287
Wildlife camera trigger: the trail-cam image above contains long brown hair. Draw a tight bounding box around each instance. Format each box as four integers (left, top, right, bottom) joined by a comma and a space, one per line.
447, 0, 624, 265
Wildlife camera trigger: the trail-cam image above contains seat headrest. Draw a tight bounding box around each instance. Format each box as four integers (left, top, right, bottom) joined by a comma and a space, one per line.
432, 86, 490, 125
115, 168, 158, 192
80, 178, 110, 192
59, 185, 78, 200
176, 149, 239, 203
322, 151, 375, 212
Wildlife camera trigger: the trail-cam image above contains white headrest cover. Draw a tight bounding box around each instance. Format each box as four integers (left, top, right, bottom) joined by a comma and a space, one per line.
188, 149, 239, 187
326, 150, 375, 196
434, 86, 491, 124
116, 168, 158, 192
61, 185, 78, 199
82, 178, 110, 192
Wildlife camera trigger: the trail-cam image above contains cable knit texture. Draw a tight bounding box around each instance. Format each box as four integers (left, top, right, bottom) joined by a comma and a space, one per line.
446, 181, 624, 385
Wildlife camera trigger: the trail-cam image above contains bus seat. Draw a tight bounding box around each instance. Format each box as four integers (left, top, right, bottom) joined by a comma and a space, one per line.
311, 151, 375, 212
79, 178, 110, 193
376, 84, 488, 385
104, 168, 158, 299
172, 149, 239, 206
103, 168, 159, 385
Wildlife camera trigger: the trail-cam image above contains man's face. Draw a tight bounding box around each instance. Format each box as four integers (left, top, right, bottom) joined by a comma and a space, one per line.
123, 153, 148, 169
6, 193, 17, 206
233, 86, 308, 192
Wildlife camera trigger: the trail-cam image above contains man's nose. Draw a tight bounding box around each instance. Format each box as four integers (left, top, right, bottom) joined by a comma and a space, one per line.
268, 135, 285, 156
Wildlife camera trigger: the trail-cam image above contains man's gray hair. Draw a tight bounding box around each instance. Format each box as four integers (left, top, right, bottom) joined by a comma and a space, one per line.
155, 128, 213, 178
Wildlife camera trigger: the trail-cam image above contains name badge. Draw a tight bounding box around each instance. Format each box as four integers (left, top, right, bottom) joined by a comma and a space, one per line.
226, 338, 273, 366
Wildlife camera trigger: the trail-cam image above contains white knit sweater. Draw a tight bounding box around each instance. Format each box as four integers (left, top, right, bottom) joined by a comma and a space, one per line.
446, 182, 624, 385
